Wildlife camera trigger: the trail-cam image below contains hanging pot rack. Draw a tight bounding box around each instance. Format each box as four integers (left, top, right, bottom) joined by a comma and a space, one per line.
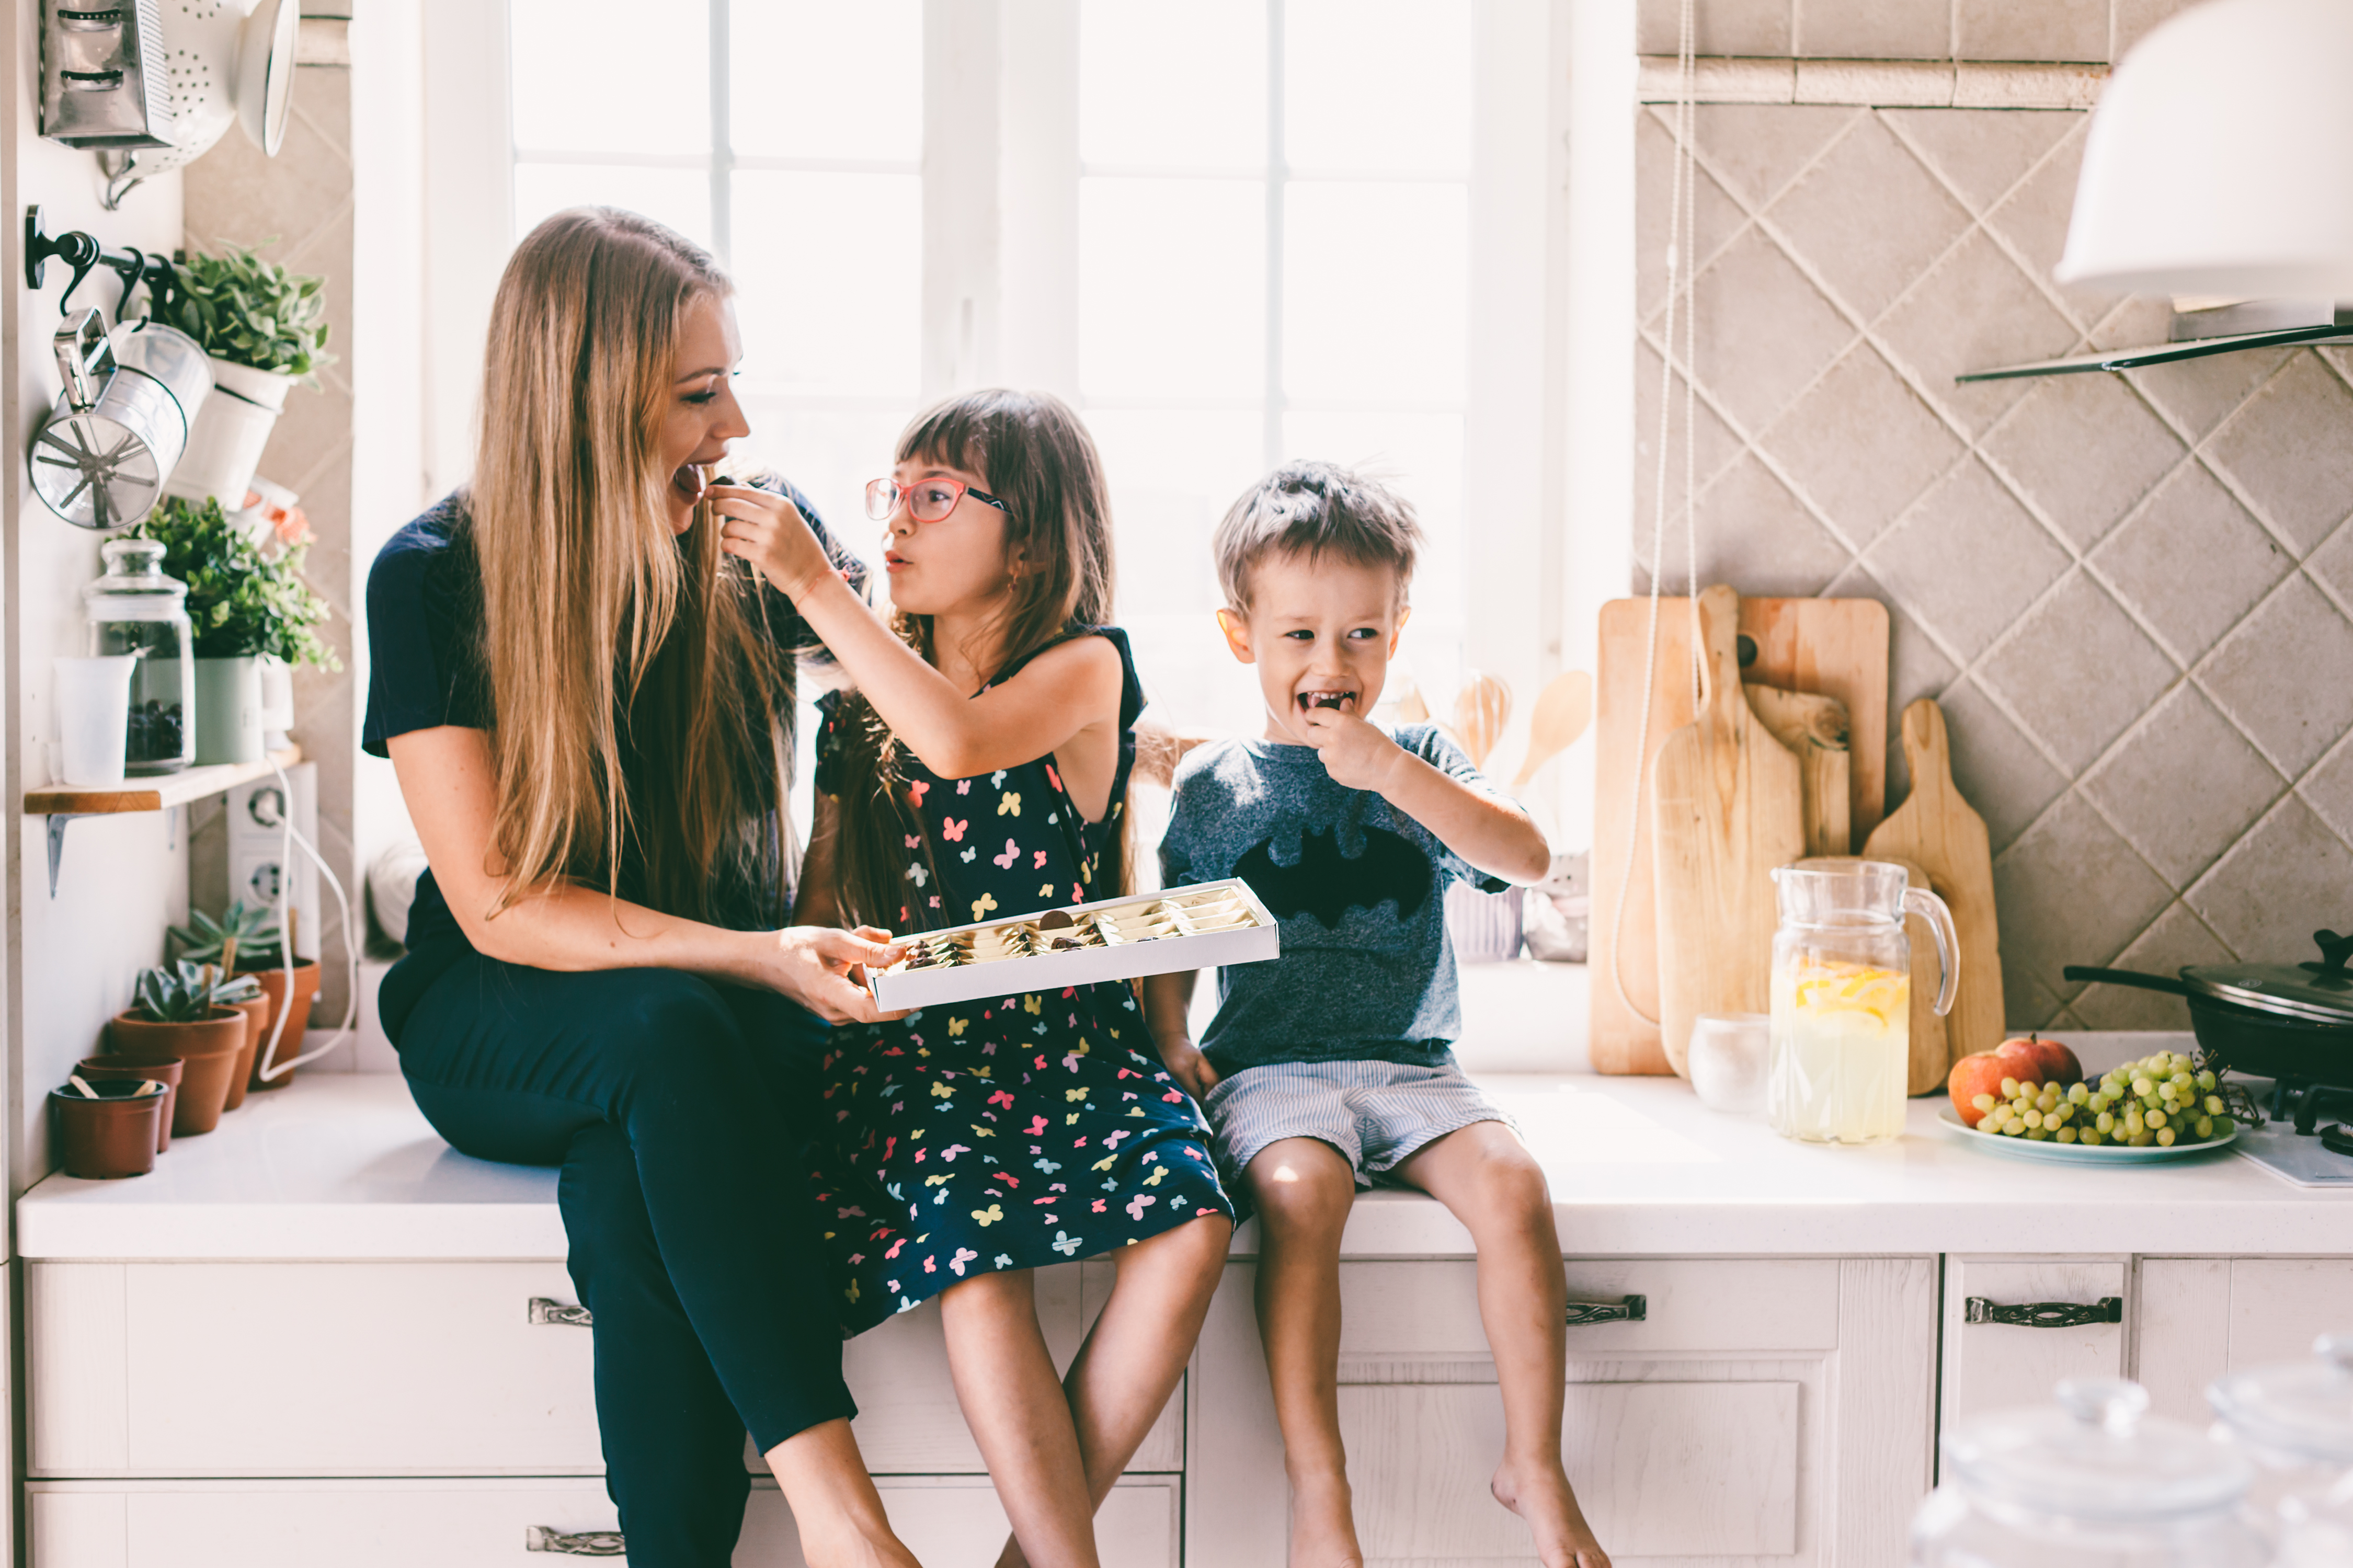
22, 203, 183, 321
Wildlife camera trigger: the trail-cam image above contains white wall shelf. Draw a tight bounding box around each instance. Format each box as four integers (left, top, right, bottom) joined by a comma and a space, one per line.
27, 747, 301, 898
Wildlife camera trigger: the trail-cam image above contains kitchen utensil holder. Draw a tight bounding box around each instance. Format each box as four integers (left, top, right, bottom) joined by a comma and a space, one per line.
24, 205, 182, 318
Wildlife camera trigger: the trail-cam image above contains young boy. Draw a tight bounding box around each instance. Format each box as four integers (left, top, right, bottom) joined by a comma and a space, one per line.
1147, 462, 1610, 1568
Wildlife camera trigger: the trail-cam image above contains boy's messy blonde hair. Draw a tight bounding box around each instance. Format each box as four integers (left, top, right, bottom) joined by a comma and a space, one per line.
1212, 461, 1423, 612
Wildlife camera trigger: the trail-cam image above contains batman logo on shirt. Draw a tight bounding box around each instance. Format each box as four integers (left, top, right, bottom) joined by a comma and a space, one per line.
1233, 825, 1433, 929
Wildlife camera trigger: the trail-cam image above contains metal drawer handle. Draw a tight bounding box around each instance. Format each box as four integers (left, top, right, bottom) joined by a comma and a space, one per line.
527, 1526, 624, 1555
1565, 1294, 1645, 1326
528, 1297, 593, 1327
1964, 1296, 2122, 1328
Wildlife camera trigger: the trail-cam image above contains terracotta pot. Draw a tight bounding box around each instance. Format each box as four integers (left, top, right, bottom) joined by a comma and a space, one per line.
222, 993, 269, 1111
77, 1053, 183, 1152
108, 1008, 245, 1135
239, 960, 320, 1090
52, 1081, 167, 1178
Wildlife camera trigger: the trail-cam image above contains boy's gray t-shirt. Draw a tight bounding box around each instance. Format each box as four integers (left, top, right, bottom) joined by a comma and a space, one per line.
1159, 724, 1510, 1074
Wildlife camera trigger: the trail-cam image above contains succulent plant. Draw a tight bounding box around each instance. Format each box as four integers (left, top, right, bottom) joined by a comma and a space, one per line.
153, 242, 335, 383
132, 960, 260, 1024
169, 900, 286, 970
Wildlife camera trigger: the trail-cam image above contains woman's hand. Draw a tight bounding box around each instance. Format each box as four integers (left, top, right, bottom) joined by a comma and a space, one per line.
1159, 1036, 1221, 1101
750, 925, 906, 1024
709, 484, 841, 601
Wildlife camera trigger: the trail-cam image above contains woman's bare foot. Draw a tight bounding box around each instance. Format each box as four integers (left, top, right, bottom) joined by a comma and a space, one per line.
1493, 1457, 1610, 1568
1289, 1474, 1367, 1568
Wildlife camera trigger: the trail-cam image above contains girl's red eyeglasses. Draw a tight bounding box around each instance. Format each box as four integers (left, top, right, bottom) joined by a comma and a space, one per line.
865, 477, 1010, 523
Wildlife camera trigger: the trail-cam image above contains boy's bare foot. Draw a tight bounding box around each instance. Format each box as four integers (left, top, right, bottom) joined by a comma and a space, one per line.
1289, 1475, 1367, 1568
1494, 1457, 1612, 1568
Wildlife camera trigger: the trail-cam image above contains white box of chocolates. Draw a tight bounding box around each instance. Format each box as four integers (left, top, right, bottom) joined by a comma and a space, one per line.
865, 879, 1280, 1012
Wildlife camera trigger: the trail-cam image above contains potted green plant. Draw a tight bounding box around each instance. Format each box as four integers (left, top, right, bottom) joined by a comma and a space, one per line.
133, 497, 337, 764
173, 901, 319, 1091
107, 962, 256, 1135
154, 241, 334, 508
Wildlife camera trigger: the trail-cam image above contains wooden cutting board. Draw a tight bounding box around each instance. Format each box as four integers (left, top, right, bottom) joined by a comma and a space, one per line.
1649, 586, 1806, 1077
1863, 698, 2003, 1073
1592, 594, 1889, 1074
1746, 684, 1851, 858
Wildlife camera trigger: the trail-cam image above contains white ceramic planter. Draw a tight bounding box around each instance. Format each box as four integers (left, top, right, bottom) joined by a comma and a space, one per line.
166, 358, 293, 509
193, 655, 265, 765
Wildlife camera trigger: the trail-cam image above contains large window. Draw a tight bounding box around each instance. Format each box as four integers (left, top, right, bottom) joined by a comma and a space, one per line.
477, 1, 1547, 741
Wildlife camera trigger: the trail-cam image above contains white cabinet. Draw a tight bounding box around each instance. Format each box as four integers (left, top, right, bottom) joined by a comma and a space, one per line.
26, 1476, 1181, 1568
2135, 1258, 2353, 1425
1938, 1257, 2130, 1434
1189, 1256, 1936, 1568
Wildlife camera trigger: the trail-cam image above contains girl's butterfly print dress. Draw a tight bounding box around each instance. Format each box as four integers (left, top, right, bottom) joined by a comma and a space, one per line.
808, 627, 1233, 1333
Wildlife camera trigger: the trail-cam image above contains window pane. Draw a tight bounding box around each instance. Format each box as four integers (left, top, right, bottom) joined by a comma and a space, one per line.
1081, 178, 1264, 400
727, 403, 908, 578
1079, 0, 1264, 171
731, 171, 921, 396
730, 2, 921, 164
1284, 0, 1472, 176
513, 164, 713, 253
510, 0, 708, 156
1283, 180, 1467, 403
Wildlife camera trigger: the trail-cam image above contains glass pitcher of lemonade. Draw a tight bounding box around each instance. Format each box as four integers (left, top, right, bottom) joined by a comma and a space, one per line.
1768, 858, 1957, 1146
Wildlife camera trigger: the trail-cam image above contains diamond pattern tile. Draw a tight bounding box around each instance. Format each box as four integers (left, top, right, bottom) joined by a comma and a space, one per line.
2187, 797, 2353, 965
1882, 109, 2076, 215
1992, 794, 2174, 1001
1765, 345, 1962, 549
1766, 116, 1972, 322
1795, 0, 1949, 58
1634, 338, 1747, 535
2090, 461, 2289, 666
1979, 372, 2184, 549
1865, 456, 2069, 662
1689, 228, 1858, 434
2068, 902, 2232, 1031
1877, 229, 2081, 440
1637, 112, 1752, 325
1693, 105, 1859, 215
1636, 93, 2353, 1023
1977, 569, 2177, 775
2082, 686, 2286, 888
2201, 574, 2353, 777
2203, 353, 2353, 554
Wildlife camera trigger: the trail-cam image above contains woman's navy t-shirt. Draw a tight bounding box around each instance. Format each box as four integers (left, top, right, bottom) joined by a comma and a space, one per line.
361, 483, 862, 1038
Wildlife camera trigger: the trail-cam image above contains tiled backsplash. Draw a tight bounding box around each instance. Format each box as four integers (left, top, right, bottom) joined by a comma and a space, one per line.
1632, 0, 2353, 1031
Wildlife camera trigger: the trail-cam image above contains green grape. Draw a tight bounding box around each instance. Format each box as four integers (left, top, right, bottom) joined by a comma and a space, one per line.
2157, 1126, 2177, 1147
2214, 1116, 2236, 1136
2022, 1108, 2044, 1129
2057, 1126, 2078, 1143
1972, 1093, 1996, 1113
2204, 1094, 2225, 1116
2069, 1082, 2091, 1105
2147, 1108, 2168, 1129
2080, 1128, 2103, 1146
2131, 1131, 2155, 1147
2196, 1070, 2218, 1092
2158, 1080, 2180, 1101
2091, 1091, 2112, 1113
2095, 1111, 2116, 1133
2195, 1116, 2215, 1139
2002, 1117, 2027, 1137
2125, 1111, 2146, 1135
2001, 1077, 2021, 1097
2028, 1127, 2051, 1140
2133, 1076, 2155, 1096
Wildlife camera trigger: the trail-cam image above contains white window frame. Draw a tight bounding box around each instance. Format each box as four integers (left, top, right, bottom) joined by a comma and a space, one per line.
415, 0, 1592, 827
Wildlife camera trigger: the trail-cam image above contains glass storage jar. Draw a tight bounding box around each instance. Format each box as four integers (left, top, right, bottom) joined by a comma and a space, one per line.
1767, 857, 1956, 1145
83, 537, 193, 774
1914, 1379, 2272, 1568
2211, 1334, 2353, 1566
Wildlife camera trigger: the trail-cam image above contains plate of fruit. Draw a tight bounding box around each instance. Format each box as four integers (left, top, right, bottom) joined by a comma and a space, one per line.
1939, 1037, 2242, 1163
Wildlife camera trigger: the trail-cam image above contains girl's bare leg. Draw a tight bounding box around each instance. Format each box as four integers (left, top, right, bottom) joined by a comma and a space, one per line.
1393, 1122, 1612, 1568
1248, 1137, 1366, 1568
764, 1417, 923, 1568
941, 1268, 1101, 1568
994, 1213, 1234, 1566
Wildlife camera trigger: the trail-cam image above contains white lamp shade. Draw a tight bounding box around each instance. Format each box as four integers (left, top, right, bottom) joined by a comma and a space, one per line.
2057, 0, 2353, 297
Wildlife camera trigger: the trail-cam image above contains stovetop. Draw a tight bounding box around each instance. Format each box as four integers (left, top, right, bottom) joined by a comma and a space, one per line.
2234, 1077, 2353, 1187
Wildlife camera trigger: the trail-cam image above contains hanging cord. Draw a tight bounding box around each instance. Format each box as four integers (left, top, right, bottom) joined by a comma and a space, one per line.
252, 757, 362, 1082
1608, 0, 1701, 1030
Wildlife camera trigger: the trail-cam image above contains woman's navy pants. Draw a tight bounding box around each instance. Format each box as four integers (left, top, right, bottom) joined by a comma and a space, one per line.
392, 953, 854, 1567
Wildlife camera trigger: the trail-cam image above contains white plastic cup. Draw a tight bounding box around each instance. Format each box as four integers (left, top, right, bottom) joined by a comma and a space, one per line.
54, 655, 140, 787
1688, 1012, 1771, 1116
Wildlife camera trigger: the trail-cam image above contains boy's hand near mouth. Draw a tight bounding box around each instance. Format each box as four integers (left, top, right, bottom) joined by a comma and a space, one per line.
1297, 702, 1406, 792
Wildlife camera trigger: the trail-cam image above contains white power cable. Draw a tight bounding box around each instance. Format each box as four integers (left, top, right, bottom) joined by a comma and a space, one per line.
252, 757, 360, 1081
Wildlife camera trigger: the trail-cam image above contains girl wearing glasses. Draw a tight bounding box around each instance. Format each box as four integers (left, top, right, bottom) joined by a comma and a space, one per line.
363, 210, 921, 1568
709, 390, 1235, 1568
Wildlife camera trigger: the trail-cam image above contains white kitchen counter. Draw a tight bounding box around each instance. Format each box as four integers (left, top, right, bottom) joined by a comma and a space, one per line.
21, 1050, 2353, 1261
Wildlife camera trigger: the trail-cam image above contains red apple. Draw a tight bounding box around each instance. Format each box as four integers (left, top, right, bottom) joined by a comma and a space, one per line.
1992, 1037, 2048, 1088
1947, 1052, 2008, 1127
2028, 1035, 2083, 1087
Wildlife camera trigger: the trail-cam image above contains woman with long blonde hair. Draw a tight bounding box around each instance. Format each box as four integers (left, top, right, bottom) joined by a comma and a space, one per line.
363, 209, 919, 1568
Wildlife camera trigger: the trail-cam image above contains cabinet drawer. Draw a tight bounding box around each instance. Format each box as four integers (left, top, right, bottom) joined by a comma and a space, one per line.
1940, 1257, 2128, 1434
28, 1476, 1180, 1567
30, 1258, 1179, 1479
1338, 1258, 1842, 1361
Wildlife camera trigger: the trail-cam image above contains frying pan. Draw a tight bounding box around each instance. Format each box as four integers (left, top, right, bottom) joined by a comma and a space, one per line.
2064, 929, 2353, 1082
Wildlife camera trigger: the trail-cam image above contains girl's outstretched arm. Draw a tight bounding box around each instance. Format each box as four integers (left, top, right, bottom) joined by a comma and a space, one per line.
709, 484, 1125, 793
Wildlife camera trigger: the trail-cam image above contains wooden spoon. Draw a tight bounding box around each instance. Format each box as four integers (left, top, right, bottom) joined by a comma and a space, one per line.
1512, 671, 1594, 788
1455, 673, 1512, 769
